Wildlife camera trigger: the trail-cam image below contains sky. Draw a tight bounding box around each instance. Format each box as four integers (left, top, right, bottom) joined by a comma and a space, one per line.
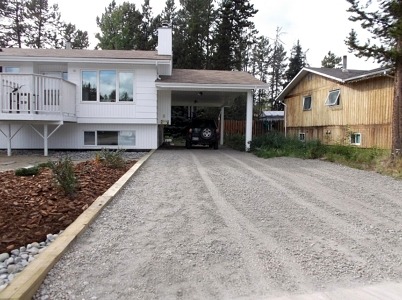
49, 0, 381, 70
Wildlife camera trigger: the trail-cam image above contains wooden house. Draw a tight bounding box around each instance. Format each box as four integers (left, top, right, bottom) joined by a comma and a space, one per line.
275, 64, 394, 149
0, 26, 268, 156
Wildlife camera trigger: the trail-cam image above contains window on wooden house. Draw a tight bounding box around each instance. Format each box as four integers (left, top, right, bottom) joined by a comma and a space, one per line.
299, 133, 306, 141
303, 96, 312, 110
350, 133, 361, 145
82, 70, 134, 102
325, 89, 340, 106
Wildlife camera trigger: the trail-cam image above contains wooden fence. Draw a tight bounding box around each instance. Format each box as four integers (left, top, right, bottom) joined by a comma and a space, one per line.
224, 120, 284, 136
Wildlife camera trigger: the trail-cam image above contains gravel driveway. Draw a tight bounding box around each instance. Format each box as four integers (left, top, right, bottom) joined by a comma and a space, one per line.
34, 148, 402, 299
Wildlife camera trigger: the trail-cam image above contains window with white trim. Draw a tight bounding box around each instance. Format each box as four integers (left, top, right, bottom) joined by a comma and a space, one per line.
3, 67, 20, 73
299, 133, 306, 141
303, 95, 312, 110
84, 131, 136, 146
350, 133, 361, 145
325, 89, 340, 106
82, 70, 134, 102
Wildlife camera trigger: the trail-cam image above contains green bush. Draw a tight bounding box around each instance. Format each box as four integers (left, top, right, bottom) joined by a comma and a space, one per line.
96, 148, 126, 169
15, 166, 39, 176
48, 157, 78, 197
224, 134, 246, 151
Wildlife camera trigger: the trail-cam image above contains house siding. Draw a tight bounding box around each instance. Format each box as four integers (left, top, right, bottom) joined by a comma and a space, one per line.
285, 73, 394, 149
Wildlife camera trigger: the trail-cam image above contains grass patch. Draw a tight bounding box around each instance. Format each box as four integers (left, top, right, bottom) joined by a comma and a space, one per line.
225, 132, 400, 179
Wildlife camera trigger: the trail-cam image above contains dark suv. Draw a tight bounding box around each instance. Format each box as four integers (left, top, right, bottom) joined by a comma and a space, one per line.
185, 119, 220, 149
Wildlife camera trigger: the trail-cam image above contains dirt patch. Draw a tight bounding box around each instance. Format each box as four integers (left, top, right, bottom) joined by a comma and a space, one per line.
0, 159, 136, 254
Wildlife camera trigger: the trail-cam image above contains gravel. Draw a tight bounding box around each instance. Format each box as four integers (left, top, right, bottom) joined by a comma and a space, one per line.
18, 148, 402, 299
0, 150, 147, 292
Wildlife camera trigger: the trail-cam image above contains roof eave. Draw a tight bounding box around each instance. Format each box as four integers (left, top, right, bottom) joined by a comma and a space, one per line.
156, 82, 269, 91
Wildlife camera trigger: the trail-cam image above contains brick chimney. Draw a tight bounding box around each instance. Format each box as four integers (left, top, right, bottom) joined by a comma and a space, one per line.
157, 23, 172, 56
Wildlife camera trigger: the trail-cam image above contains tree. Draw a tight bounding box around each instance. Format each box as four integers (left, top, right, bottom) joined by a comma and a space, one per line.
160, 0, 177, 24
136, 0, 160, 50
269, 27, 287, 110
95, 1, 142, 50
0, 0, 28, 48
64, 23, 89, 49
211, 0, 258, 71
284, 39, 307, 85
173, 0, 215, 69
345, 0, 402, 155
25, 0, 63, 48
321, 51, 342, 68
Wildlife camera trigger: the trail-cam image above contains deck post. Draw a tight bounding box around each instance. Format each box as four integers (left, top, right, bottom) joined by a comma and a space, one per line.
7, 124, 11, 156
220, 107, 225, 145
245, 90, 253, 151
43, 124, 48, 156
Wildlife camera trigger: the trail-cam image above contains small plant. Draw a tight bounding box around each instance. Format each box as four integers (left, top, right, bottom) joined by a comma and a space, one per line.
15, 166, 39, 176
48, 157, 78, 197
96, 148, 126, 169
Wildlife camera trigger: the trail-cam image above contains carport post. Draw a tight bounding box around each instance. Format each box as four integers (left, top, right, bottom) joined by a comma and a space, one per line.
245, 91, 253, 151
220, 107, 224, 145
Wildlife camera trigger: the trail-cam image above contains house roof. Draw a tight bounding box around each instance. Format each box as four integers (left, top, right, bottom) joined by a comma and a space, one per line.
276, 66, 393, 102
156, 69, 269, 90
0, 48, 171, 63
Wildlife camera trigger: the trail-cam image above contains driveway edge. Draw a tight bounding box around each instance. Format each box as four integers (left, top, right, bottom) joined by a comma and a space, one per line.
0, 149, 155, 300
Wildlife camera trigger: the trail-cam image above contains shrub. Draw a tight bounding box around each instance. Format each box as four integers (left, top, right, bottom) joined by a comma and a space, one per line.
96, 148, 126, 169
48, 157, 77, 197
15, 166, 39, 176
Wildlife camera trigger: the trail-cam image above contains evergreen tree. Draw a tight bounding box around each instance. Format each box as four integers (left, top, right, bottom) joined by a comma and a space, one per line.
25, 0, 63, 48
0, 0, 28, 48
345, 0, 402, 154
136, 0, 160, 50
212, 0, 258, 71
64, 23, 89, 49
269, 28, 287, 110
160, 0, 177, 25
284, 39, 307, 85
321, 51, 342, 68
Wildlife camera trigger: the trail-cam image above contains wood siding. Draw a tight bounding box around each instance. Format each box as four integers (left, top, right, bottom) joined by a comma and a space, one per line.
285, 73, 394, 148
224, 120, 284, 136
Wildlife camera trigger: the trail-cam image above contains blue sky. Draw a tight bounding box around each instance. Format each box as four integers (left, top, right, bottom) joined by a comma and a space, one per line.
51, 0, 381, 70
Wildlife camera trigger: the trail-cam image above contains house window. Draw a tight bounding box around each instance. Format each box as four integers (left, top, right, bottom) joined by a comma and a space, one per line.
4, 67, 20, 73
303, 96, 312, 110
325, 89, 340, 106
82, 70, 134, 102
119, 72, 134, 101
82, 71, 97, 101
84, 130, 136, 146
351, 133, 361, 145
299, 133, 306, 141
84, 131, 96, 145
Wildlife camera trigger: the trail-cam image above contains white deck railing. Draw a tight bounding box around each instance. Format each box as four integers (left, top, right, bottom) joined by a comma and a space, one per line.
0, 74, 76, 118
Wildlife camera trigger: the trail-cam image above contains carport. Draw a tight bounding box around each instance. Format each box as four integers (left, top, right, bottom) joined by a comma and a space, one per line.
156, 69, 269, 151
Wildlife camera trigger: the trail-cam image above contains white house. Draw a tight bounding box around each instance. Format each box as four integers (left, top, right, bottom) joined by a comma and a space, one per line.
0, 27, 268, 156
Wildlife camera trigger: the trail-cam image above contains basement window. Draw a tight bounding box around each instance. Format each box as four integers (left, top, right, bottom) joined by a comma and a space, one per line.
303, 95, 312, 110
299, 133, 306, 142
350, 133, 361, 145
325, 89, 340, 106
84, 130, 136, 146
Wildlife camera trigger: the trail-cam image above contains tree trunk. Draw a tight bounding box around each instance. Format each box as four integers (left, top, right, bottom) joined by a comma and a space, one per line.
392, 55, 402, 156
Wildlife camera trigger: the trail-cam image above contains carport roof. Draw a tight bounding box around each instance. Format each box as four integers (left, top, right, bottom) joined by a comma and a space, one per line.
156, 69, 269, 90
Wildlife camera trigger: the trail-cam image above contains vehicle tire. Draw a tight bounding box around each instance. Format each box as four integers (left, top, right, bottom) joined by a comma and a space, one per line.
213, 141, 219, 150
185, 140, 191, 149
200, 127, 213, 140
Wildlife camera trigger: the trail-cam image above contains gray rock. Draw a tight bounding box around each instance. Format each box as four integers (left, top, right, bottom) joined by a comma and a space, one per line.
20, 253, 29, 260
31, 242, 40, 248
0, 253, 9, 263
6, 257, 14, 265
28, 247, 39, 255
7, 264, 17, 274
19, 246, 26, 252
0, 274, 8, 280
10, 249, 19, 256
0, 268, 7, 275
14, 257, 22, 264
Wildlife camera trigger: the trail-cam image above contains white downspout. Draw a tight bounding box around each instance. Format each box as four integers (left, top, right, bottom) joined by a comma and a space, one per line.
220, 106, 225, 145
245, 90, 253, 151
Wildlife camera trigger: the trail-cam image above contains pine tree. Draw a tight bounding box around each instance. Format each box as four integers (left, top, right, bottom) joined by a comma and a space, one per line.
95, 1, 142, 50
64, 23, 89, 49
212, 0, 258, 71
136, 0, 160, 50
160, 0, 177, 25
1, 0, 28, 48
284, 40, 307, 86
321, 51, 342, 68
345, 0, 402, 154
25, 0, 63, 48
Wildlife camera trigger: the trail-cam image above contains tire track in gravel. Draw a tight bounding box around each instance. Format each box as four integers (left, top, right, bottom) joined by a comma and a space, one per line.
219, 151, 402, 281
190, 151, 315, 295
